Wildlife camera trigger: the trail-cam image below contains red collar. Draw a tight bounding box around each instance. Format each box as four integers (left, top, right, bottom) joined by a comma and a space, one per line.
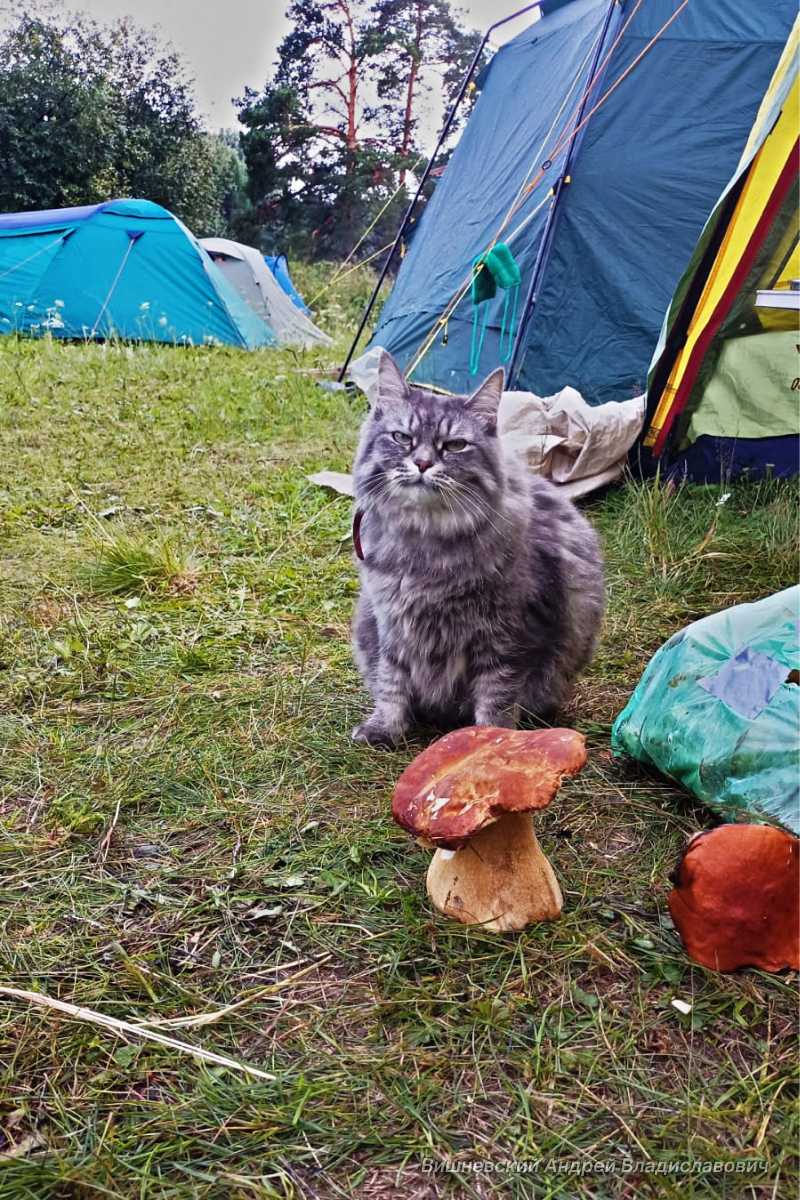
353, 509, 365, 561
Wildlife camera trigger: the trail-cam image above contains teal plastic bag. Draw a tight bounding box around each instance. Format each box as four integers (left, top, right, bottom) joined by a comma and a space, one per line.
612, 587, 799, 833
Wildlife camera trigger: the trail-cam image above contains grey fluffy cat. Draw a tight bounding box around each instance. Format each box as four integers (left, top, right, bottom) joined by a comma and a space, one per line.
351, 352, 604, 746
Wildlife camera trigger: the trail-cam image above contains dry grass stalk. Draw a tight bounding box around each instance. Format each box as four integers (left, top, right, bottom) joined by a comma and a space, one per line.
0, 986, 276, 1081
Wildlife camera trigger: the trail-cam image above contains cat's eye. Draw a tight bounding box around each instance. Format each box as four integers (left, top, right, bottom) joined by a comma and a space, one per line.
392, 431, 412, 446
443, 438, 467, 452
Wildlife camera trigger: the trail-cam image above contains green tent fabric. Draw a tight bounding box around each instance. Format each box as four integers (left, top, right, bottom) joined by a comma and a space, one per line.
612, 588, 800, 834
687, 331, 798, 443
0, 199, 275, 349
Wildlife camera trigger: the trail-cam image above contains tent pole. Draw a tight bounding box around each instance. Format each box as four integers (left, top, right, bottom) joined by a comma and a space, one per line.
338, 2, 544, 383
507, 0, 619, 387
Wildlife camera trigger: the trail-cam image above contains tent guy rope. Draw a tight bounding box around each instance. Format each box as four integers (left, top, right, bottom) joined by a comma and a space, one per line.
88, 232, 142, 341
0, 232, 68, 283
308, 155, 425, 308
402, 13, 615, 379
403, 0, 692, 383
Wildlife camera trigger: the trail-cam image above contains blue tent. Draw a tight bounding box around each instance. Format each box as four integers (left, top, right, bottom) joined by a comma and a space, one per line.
0, 199, 275, 348
370, 0, 795, 403
264, 254, 311, 313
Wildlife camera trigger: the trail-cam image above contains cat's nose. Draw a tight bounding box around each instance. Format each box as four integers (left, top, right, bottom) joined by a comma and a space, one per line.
415, 459, 432, 473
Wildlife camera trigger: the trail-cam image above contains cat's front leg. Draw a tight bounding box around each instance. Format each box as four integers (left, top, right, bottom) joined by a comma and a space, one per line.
472, 670, 517, 729
352, 654, 412, 747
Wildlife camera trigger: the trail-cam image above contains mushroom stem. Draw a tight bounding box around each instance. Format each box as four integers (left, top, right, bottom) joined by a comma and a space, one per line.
426, 812, 563, 932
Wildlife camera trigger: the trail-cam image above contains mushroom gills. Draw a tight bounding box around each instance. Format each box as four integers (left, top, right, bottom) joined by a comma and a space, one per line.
426, 811, 562, 932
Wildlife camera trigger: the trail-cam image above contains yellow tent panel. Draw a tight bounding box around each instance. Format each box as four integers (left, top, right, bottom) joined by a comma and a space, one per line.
644, 19, 799, 469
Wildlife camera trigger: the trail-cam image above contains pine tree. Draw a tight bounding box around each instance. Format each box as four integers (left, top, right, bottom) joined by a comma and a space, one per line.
237, 0, 483, 259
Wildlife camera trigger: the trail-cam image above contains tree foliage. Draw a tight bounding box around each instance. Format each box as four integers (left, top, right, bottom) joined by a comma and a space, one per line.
237, 0, 484, 260
0, 1, 486, 254
373, 0, 482, 175
0, 6, 245, 234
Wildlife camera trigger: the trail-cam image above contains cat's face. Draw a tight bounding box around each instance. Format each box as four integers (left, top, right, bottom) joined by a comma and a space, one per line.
353, 353, 505, 533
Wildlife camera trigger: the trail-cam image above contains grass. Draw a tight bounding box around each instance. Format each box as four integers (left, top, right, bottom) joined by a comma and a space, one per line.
0, 309, 798, 1199
81, 522, 201, 596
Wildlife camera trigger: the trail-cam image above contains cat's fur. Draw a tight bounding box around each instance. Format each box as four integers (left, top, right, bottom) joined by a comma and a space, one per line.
350, 352, 604, 746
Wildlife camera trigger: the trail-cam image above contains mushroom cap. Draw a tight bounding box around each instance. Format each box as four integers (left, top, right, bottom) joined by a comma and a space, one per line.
668, 824, 800, 973
391, 726, 587, 850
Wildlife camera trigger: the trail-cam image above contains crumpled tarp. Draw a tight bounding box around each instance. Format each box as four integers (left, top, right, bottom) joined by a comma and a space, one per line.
497, 387, 645, 498
611, 587, 800, 834
313, 349, 645, 499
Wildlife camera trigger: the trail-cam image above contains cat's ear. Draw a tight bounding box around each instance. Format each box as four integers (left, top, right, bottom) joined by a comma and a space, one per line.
375, 351, 410, 414
465, 367, 505, 428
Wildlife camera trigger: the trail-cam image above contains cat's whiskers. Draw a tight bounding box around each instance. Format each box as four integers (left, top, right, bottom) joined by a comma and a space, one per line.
444, 479, 513, 540
457, 482, 512, 529
359, 472, 403, 508
436, 479, 489, 529
434, 481, 470, 538
444, 490, 486, 535
448, 476, 507, 516
421, 476, 485, 535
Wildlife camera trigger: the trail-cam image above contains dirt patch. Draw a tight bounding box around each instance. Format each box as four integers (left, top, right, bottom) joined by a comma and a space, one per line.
0, 788, 51, 828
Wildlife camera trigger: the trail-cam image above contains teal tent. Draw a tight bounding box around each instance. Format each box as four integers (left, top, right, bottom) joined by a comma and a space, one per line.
0, 199, 275, 348
369, 0, 795, 402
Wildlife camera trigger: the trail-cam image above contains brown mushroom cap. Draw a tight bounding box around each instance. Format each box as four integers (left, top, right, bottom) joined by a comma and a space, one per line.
668, 824, 800, 973
391, 726, 587, 850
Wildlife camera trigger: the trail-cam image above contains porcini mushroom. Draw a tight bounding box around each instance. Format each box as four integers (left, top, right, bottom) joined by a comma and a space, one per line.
391, 726, 587, 931
668, 824, 800, 972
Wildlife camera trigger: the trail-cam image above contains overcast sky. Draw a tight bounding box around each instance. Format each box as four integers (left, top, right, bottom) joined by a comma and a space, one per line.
18, 0, 539, 132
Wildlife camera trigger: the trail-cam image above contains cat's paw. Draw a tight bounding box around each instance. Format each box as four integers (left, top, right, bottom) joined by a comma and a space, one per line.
473, 711, 514, 729
352, 721, 400, 748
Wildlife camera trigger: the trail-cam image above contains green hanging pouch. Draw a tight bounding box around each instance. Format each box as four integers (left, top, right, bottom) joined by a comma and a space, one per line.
470, 241, 521, 375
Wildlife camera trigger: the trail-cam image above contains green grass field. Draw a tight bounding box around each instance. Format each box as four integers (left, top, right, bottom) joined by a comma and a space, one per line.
0, 311, 798, 1199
